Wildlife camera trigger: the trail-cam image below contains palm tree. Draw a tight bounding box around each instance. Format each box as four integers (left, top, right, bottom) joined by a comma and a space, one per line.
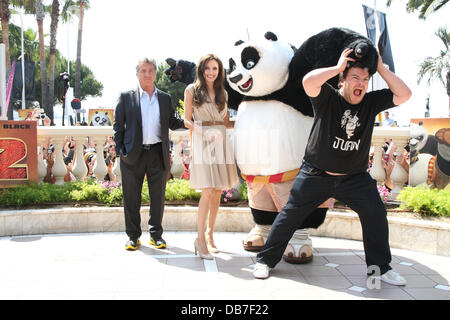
60, 0, 89, 99
74, 0, 88, 99
417, 27, 450, 111
0, 0, 11, 72
387, 0, 449, 19
9, 0, 49, 113
35, 0, 48, 113
5, 20, 103, 105
47, 0, 59, 123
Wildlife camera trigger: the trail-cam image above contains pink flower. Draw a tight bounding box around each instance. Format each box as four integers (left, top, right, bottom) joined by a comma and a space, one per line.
377, 185, 391, 203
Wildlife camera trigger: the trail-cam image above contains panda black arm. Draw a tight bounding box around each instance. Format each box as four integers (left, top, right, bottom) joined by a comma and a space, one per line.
225, 80, 243, 111
166, 94, 187, 130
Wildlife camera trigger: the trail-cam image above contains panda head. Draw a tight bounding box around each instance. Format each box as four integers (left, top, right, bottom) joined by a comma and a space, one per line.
90, 111, 111, 126
226, 32, 294, 97
410, 123, 428, 152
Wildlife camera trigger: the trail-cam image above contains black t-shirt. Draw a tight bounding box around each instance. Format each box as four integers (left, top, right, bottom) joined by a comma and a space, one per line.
304, 83, 395, 174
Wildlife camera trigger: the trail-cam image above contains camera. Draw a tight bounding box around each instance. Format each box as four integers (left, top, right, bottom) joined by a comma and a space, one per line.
35, 108, 46, 121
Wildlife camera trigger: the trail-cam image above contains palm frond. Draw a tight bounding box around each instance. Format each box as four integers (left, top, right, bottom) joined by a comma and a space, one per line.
423, 0, 449, 17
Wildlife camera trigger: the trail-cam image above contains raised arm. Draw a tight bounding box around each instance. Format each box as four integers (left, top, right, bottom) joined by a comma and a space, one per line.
376, 54, 412, 105
302, 48, 355, 98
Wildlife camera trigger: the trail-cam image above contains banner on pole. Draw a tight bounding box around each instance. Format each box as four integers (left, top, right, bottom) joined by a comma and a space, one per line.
362, 4, 395, 72
11, 60, 35, 101
376, 10, 395, 73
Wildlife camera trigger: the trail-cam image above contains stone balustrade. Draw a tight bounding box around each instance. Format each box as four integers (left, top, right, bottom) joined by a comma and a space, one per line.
370, 127, 411, 199
36, 126, 411, 198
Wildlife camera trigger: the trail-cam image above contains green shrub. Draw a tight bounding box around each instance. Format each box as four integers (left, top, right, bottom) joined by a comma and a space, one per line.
0, 182, 82, 206
70, 180, 124, 205
0, 179, 252, 207
165, 178, 201, 201
397, 186, 450, 216
239, 182, 248, 201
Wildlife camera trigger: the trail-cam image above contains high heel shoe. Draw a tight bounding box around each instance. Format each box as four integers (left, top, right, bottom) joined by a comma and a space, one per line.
194, 239, 213, 260
206, 235, 219, 254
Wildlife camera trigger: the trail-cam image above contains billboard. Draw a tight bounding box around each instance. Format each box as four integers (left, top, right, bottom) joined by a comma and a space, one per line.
409, 118, 450, 189
0, 120, 38, 187
88, 109, 114, 126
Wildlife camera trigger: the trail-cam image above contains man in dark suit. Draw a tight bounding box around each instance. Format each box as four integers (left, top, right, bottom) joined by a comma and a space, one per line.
114, 58, 185, 251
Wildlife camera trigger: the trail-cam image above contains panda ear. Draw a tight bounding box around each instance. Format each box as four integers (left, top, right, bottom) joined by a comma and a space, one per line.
264, 31, 278, 41
234, 40, 244, 46
166, 58, 176, 67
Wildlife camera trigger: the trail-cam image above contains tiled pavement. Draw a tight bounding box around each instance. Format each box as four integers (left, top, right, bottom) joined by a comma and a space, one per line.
0, 231, 449, 300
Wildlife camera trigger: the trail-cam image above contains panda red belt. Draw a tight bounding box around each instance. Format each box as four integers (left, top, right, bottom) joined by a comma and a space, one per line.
240, 168, 299, 184
241, 168, 333, 211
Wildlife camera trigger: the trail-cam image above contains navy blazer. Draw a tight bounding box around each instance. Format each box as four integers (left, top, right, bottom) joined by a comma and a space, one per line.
113, 87, 185, 168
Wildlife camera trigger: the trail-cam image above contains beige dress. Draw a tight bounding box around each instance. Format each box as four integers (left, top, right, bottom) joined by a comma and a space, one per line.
186, 84, 239, 189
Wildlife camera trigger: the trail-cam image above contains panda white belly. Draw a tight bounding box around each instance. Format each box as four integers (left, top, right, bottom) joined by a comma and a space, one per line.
233, 100, 313, 176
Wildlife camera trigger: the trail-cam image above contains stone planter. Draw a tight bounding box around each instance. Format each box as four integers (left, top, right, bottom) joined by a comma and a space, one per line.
1, 204, 449, 257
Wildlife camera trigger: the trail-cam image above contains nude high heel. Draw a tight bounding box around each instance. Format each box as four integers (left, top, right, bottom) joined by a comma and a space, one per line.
205, 233, 219, 254
194, 238, 213, 260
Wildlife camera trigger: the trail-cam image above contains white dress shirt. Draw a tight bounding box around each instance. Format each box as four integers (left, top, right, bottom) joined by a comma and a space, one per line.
139, 85, 162, 144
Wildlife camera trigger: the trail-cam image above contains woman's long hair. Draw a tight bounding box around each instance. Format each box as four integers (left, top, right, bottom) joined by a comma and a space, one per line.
192, 54, 227, 112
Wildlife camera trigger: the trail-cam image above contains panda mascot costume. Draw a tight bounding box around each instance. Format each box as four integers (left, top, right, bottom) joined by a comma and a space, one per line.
166, 27, 378, 264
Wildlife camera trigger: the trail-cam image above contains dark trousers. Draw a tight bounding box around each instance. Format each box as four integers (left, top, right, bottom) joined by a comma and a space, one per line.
257, 161, 392, 274
120, 143, 168, 240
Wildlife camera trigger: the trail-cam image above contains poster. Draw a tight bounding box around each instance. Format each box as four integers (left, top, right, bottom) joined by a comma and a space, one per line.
409, 118, 450, 189
88, 109, 114, 126
17, 108, 36, 120
0, 120, 38, 187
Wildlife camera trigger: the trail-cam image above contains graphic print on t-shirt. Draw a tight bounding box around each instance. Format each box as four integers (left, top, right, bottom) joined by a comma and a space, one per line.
333, 109, 361, 152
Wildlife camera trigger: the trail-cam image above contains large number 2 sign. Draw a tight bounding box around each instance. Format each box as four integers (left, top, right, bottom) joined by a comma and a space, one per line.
0, 138, 28, 181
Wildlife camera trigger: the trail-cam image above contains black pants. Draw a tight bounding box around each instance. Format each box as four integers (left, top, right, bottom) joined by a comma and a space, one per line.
120, 143, 168, 240
257, 161, 392, 274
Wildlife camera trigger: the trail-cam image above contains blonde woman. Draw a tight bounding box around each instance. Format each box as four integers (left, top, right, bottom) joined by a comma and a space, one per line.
184, 54, 239, 259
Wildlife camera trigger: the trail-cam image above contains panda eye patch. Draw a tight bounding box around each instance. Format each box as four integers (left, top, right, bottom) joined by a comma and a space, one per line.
228, 58, 236, 74
241, 47, 260, 70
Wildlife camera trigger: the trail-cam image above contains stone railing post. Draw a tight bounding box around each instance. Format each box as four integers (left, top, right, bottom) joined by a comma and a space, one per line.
71, 135, 88, 180
51, 135, 68, 185
370, 130, 386, 184
113, 156, 121, 183
37, 126, 114, 183
36, 135, 48, 183
389, 129, 410, 199
90, 133, 108, 181
170, 130, 189, 178
371, 127, 411, 197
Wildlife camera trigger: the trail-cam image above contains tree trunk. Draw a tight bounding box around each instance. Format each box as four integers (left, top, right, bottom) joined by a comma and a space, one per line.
0, 0, 11, 73
74, 1, 84, 99
35, 0, 48, 113
47, 0, 59, 125
447, 70, 450, 116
